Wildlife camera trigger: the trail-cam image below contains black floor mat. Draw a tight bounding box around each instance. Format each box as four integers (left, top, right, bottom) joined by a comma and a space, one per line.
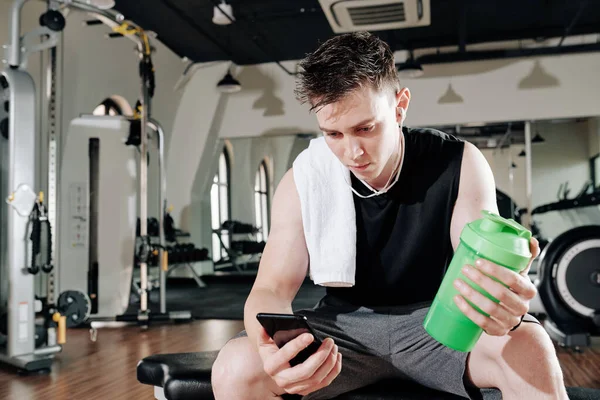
125, 275, 327, 320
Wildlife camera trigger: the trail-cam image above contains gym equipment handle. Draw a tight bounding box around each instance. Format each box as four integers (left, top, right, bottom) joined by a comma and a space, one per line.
52, 312, 66, 344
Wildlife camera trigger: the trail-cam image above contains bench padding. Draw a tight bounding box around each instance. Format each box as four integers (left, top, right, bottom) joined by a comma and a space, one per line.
137, 351, 600, 400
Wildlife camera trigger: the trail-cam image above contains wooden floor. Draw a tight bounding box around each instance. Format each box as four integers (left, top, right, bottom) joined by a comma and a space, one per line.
0, 320, 244, 400
0, 320, 598, 400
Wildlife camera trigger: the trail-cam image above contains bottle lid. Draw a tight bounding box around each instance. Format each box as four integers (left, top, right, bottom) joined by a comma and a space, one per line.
460, 210, 532, 271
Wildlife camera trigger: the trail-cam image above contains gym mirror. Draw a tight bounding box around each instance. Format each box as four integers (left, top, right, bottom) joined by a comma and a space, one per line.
209, 133, 315, 273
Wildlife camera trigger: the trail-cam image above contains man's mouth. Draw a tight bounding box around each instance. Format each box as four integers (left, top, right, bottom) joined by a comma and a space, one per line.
349, 163, 370, 171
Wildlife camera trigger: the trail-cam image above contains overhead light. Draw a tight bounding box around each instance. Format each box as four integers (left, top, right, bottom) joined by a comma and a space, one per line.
217, 70, 241, 93
438, 83, 464, 104
518, 60, 559, 89
532, 132, 546, 144
212, 1, 235, 25
85, 0, 115, 9
518, 149, 526, 157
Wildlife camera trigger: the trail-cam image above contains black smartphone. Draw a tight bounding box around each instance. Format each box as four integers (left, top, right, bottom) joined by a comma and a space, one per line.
256, 313, 323, 366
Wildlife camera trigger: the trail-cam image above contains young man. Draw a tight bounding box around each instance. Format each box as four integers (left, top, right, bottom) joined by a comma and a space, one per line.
212, 32, 568, 400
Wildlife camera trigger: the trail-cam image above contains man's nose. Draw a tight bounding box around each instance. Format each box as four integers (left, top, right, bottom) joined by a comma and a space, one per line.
346, 136, 364, 161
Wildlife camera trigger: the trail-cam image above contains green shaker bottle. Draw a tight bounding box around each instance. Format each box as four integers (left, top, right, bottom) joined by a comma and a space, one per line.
423, 210, 532, 352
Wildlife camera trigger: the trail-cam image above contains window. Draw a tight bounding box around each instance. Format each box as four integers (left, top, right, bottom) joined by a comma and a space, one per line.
93, 98, 123, 116
92, 95, 134, 117
211, 148, 231, 262
254, 159, 270, 242
592, 154, 600, 189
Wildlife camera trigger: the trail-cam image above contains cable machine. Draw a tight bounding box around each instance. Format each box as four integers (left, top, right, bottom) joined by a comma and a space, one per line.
0, 0, 190, 373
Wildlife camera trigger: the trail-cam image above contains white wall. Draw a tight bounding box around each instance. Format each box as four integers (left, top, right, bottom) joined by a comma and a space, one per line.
529, 119, 597, 238
531, 120, 591, 207
481, 144, 527, 209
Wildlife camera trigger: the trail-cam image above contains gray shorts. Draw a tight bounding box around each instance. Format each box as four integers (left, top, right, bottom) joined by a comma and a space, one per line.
233, 295, 538, 400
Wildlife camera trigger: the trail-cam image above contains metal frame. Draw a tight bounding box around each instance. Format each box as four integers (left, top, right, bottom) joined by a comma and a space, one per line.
0, 68, 60, 372
131, 120, 205, 313
0, 0, 176, 373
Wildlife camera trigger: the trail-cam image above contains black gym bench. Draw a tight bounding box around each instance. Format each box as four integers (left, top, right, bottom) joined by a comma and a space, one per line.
137, 351, 600, 399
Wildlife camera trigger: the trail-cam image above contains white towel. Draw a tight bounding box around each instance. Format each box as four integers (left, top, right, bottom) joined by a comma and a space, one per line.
292, 136, 356, 287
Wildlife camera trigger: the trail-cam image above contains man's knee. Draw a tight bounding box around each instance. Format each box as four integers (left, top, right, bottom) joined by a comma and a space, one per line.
505, 323, 560, 366
470, 322, 564, 392
494, 323, 565, 395
212, 337, 265, 392
505, 323, 562, 373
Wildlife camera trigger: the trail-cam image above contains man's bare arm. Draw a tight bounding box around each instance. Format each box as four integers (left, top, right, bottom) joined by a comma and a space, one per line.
449, 141, 538, 336
450, 141, 499, 250
244, 168, 310, 349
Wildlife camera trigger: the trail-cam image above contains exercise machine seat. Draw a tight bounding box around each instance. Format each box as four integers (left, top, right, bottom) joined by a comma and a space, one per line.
137, 351, 600, 400
138, 352, 217, 399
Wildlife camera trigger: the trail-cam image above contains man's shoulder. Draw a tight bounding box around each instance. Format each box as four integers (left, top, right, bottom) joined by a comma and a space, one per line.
405, 126, 464, 144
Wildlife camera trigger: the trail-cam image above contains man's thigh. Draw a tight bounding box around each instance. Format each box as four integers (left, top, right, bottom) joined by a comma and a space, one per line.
231, 296, 396, 400
388, 304, 486, 400
296, 298, 396, 399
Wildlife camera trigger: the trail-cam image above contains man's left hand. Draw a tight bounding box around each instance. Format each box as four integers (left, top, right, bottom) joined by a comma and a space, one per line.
453, 237, 540, 336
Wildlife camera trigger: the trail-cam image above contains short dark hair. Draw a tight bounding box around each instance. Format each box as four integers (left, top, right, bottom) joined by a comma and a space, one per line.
295, 32, 400, 112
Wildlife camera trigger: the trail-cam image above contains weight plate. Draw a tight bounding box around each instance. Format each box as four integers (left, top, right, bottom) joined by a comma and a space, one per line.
554, 239, 600, 317
57, 290, 92, 328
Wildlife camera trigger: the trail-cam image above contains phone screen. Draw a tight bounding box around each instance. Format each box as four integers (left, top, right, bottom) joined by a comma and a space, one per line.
272, 326, 311, 348
257, 313, 322, 366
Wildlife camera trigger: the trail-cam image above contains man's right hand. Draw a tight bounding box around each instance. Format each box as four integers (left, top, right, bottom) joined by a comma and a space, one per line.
257, 327, 342, 396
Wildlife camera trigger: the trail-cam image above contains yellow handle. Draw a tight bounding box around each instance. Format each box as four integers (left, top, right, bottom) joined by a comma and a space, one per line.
162, 251, 169, 272
52, 313, 67, 344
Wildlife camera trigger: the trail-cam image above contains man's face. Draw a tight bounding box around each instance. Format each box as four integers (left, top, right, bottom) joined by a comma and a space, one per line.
315, 85, 409, 187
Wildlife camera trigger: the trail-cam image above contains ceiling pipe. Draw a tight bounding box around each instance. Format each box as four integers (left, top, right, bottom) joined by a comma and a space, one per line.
411, 42, 600, 66
558, 0, 589, 47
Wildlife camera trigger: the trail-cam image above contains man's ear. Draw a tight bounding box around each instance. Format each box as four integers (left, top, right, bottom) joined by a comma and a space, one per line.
395, 87, 411, 124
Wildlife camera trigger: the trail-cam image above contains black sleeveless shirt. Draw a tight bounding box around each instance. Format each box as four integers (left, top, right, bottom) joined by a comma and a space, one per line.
326, 127, 465, 307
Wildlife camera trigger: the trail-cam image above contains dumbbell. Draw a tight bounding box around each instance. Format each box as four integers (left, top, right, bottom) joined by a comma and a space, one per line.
192, 247, 209, 261
168, 245, 181, 264
149, 249, 159, 266
148, 218, 159, 237
182, 244, 195, 262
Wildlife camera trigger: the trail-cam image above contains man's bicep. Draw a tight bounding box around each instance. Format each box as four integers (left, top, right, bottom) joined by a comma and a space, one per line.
252, 168, 309, 302
450, 142, 499, 250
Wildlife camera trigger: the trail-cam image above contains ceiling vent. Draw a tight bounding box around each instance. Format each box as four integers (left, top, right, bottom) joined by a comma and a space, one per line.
318, 0, 430, 33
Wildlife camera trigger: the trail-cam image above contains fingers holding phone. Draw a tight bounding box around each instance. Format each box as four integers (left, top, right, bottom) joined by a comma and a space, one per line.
257, 327, 313, 374
256, 313, 343, 396
279, 337, 342, 395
